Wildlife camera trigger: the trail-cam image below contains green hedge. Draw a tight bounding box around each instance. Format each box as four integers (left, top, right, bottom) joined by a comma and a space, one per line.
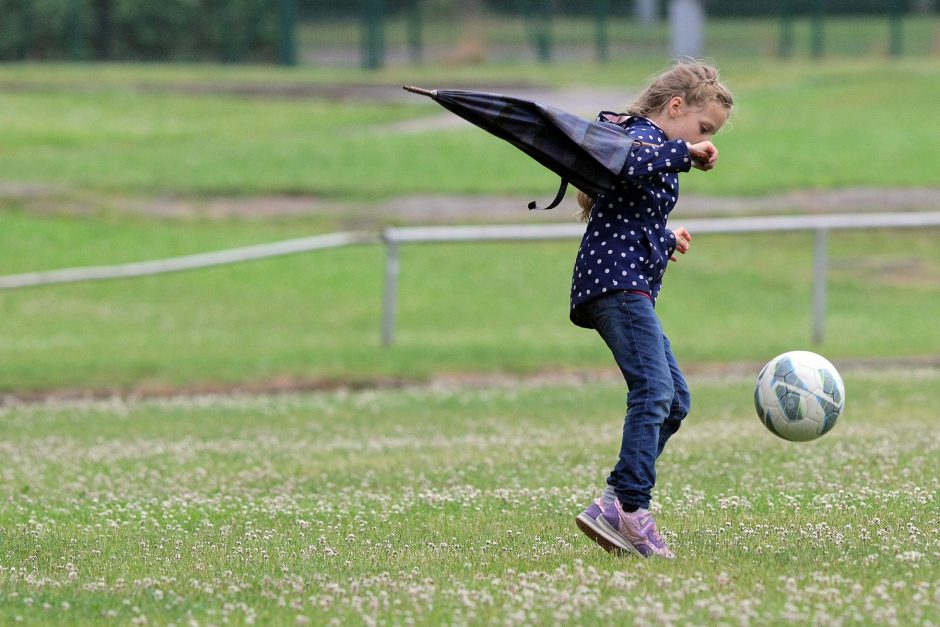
0, 0, 281, 62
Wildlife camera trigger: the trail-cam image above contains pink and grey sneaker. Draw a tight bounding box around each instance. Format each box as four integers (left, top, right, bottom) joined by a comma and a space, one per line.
595, 500, 676, 559
575, 497, 629, 553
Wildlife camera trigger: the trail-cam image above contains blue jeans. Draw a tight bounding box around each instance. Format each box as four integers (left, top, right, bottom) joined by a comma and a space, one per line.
575, 291, 691, 510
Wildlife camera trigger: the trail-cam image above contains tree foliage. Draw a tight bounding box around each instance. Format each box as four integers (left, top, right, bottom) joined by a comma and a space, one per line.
0, 0, 280, 62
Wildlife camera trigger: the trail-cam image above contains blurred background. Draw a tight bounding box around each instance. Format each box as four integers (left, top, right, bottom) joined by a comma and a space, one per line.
1, 1, 939, 397
1, 0, 937, 67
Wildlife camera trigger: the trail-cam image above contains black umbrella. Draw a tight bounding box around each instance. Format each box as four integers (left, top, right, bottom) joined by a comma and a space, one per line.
403, 86, 638, 211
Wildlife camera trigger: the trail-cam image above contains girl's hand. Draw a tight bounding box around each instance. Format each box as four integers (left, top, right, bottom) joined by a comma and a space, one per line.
688, 141, 719, 171
671, 227, 692, 261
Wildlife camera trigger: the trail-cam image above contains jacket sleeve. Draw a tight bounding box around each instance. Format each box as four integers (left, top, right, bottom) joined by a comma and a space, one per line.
664, 229, 678, 259
621, 136, 693, 179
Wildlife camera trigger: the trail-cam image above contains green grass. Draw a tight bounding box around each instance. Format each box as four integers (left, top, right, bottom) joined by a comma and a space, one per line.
0, 52, 937, 625
1, 208, 939, 392
0, 370, 937, 624
1, 44, 937, 625
1, 60, 939, 392
2, 59, 940, 198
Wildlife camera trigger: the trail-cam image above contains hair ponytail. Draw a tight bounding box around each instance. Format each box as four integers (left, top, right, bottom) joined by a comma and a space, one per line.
576, 190, 594, 222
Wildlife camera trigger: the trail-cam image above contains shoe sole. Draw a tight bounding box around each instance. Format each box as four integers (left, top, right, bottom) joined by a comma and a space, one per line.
575, 512, 631, 554
593, 514, 646, 558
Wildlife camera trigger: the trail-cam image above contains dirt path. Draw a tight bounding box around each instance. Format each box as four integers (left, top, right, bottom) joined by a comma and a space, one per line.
4, 181, 940, 227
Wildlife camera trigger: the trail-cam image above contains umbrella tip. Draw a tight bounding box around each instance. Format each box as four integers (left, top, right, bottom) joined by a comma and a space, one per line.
403, 85, 436, 97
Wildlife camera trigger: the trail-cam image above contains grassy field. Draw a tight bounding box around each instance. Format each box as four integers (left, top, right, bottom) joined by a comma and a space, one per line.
2, 217, 940, 392
1, 59, 940, 198
0, 370, 937, 624
1, 60, 939, 393
0, 55, 937, 626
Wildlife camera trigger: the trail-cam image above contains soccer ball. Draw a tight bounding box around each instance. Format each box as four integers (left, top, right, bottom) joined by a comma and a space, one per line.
754, 350, 845, 442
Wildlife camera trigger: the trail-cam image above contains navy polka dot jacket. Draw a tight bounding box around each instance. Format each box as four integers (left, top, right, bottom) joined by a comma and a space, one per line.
570, 113, 693, 328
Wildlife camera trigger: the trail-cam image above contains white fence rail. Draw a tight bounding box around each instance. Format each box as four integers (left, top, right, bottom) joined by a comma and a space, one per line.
381, 212, 940, 346
3, 212, 940, 346
0, 231, 379, 290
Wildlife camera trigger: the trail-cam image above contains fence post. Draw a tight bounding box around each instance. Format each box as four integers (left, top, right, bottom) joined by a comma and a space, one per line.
594, 0, 609, 63
812, 228, 828, 345
92, 0, 114, 60
779, 0, 793, 58
279, 0, 297, 66
221, 5, 239, 63
634, 0, 659, 25
362, 0, 385, 70
888, 2, 903, 57
382, 239, 400, 346
810, 0, 825, 59
669, 0, 705, 59
67, 0, 83, 60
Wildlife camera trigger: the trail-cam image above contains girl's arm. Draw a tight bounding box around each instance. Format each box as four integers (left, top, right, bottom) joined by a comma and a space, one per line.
622, 135, 692, 178
623, 137, 720, 176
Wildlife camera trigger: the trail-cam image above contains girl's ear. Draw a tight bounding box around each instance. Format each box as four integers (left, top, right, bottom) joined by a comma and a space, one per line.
667, 96, 684, 118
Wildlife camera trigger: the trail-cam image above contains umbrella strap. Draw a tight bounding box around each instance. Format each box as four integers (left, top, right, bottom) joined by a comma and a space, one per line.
528, 179, 568, 211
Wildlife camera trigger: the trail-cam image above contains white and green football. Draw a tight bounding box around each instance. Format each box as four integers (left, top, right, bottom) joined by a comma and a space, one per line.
754, 350, 846, 442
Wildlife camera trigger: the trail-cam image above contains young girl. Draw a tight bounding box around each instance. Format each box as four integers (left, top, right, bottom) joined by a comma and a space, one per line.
572, 59, 733, 559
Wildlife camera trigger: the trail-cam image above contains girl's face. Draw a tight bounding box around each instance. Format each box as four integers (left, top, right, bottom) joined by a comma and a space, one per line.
653, 96, 728, 144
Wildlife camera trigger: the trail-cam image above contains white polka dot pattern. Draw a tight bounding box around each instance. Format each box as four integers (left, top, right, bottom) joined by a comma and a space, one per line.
570, 116, 690, 312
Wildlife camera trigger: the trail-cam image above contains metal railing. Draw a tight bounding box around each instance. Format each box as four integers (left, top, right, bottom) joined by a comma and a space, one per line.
0, 231, 378, 290
3, 212, 940, 347
381, 212, 940, 345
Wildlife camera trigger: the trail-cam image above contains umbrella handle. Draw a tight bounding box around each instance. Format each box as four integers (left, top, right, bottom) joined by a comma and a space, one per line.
528, 179, 569, 211
403, 85, 437, 97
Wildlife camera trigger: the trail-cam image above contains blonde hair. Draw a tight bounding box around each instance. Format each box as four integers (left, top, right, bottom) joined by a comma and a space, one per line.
577, 58, 734, 221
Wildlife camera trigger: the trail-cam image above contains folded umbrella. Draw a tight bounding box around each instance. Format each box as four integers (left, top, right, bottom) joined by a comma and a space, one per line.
403, 86, 638, 210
